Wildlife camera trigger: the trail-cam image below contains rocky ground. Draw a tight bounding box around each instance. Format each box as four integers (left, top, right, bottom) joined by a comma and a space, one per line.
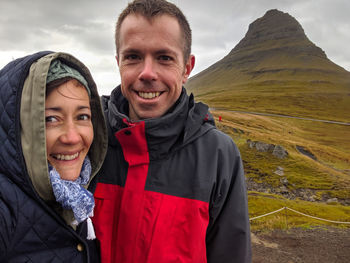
252, 226, 350, 262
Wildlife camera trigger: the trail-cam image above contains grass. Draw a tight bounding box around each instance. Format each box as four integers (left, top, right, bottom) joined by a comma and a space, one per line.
192, 86, 350, 123
248, 192, 350, 231
212, 110, 350, 230
215, 111, 350, 173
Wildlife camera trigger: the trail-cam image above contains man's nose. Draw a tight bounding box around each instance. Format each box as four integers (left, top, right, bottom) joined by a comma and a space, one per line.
139, 57, 157, 82
60, 122, 81, 144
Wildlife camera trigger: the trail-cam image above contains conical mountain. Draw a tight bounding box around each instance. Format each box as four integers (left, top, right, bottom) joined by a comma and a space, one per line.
186, 9, 350, 122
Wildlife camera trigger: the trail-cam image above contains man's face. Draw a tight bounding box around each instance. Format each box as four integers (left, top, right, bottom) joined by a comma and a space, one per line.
117, 14, 195, 121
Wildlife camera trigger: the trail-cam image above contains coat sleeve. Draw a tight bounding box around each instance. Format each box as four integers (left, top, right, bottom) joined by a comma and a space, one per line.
0, 176, 16, 259
206, 136, 252, 263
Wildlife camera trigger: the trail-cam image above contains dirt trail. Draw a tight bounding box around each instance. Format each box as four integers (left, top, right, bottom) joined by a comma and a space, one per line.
252, 227, 350, 263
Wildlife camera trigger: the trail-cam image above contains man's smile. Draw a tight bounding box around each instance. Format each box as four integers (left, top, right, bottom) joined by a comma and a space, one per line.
138, 91, 161, 99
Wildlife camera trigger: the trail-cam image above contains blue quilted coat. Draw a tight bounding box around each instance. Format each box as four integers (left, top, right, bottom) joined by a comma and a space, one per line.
0, 51, 107, 262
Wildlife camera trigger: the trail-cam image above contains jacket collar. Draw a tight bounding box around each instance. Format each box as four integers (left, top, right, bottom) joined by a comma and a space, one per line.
105, 85, 215, 160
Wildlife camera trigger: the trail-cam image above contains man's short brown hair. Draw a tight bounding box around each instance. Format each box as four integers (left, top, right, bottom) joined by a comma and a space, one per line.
115, 0, 192, 63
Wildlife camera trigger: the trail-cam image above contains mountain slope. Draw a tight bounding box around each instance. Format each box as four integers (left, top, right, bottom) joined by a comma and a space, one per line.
186, 9, 350, 122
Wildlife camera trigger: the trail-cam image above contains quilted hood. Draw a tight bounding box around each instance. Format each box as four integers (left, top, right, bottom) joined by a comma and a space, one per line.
0, 51, 107, 203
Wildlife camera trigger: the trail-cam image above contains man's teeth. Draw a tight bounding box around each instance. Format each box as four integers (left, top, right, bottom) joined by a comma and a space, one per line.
54, 152, 79, 161
138, 92, 160, 99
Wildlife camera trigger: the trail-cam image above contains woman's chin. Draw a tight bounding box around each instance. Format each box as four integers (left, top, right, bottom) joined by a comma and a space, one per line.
48, 158, 84, 181
55, 168, 81, 181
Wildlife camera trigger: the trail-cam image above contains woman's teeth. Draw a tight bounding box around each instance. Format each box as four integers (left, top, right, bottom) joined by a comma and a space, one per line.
138, 91, 160, 99
54, 152, 79, 161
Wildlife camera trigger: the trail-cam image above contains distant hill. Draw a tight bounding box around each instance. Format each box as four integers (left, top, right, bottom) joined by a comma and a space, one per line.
186, 9, 350, 122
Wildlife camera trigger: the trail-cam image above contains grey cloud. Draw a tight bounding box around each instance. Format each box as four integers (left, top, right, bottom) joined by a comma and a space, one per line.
0, 0, 124, 53
1, 0, 350, 94
176, 0, 350, 72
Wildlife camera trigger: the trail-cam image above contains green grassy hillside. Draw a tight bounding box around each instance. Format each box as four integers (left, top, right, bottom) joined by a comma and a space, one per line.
186, 43, 350, 122
212, 110, 350, 230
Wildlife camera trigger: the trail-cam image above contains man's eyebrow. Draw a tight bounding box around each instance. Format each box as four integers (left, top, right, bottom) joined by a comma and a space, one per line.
155, 49, 177, 56
121, 48, 140, 54
121, 48, 177, 56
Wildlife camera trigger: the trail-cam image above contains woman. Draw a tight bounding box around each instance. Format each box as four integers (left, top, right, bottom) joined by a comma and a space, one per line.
0, 51, 107, 262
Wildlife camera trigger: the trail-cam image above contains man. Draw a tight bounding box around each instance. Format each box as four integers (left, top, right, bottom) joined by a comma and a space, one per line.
92, 0, 251, 262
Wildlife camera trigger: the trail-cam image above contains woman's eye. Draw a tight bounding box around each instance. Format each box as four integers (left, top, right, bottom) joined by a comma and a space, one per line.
78, 114, 91, 121
45, 116, 58, 123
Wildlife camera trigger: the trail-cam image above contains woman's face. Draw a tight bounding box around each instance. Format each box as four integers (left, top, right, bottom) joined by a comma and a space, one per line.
45, 80, 93, 181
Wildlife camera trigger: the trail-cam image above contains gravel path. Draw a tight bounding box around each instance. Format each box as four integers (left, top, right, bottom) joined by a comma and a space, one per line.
252, 227, 350, 263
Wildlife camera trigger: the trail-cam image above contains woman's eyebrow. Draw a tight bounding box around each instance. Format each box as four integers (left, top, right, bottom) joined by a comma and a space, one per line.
45, 106, 62, 111
45, 105, 90, 111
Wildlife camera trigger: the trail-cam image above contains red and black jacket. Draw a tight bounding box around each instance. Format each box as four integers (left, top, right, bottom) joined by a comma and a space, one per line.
92, 86, 251, 263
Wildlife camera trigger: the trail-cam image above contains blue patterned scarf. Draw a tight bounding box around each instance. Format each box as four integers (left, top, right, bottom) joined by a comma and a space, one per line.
48, 157, 94, 225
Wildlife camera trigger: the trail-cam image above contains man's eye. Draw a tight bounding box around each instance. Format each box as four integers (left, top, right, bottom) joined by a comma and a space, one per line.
159, 55, 172, 61
45, 116, 58, 123
125, 54, 140, 60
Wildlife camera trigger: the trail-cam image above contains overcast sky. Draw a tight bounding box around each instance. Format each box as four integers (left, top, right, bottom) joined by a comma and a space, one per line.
1, 0, 349, 95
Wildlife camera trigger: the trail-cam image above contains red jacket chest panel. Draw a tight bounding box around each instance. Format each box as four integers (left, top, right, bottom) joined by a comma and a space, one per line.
93, 183, 209, 262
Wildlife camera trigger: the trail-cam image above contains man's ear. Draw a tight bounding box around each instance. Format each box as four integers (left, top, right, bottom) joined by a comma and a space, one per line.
182, 55, 195, 84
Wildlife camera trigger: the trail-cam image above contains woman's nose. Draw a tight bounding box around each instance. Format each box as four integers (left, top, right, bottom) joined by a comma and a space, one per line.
60, 122, 81, 144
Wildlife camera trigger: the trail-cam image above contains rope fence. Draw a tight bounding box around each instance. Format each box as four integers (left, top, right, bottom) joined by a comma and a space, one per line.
249, 206, 350, 225
249, 207, 286, 221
